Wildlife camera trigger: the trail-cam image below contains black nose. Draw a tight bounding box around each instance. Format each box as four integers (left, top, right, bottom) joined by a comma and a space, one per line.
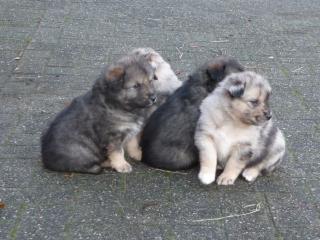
265, 111, 272, 120
149, 95, 157, 103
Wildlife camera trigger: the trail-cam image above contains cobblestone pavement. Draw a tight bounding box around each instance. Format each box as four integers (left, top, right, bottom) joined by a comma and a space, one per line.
0, 0, 319, 239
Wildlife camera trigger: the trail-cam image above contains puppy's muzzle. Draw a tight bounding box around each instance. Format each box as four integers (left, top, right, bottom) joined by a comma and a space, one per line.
149, 94, 157, 104
264, 110, 272, 120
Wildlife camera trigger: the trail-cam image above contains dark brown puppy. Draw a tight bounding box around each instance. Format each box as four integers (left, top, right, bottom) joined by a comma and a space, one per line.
140, 56, 244, 170
41, 56, 157, 174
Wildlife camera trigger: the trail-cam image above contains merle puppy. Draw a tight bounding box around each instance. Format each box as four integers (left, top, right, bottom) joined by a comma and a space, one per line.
195, 71, 285, 185
41, 56, 157, 174
140, 56, 244, 170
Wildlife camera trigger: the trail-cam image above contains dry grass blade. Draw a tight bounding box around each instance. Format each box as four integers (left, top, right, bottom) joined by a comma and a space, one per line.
152, 168, 189, 175
191, 202, 262, 222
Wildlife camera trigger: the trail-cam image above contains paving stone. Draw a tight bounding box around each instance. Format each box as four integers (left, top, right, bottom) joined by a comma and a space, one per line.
1, 0, 320, 239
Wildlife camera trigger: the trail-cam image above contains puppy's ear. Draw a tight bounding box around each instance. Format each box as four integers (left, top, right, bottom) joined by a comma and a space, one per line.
145, 53, 158, 69
227, 78, 246, 97
206, 57, 244, 83
206, 62, 226, 83
105, 64, 125, 81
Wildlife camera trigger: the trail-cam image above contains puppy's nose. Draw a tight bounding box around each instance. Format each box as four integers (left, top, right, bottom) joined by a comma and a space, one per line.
264, 111, 272, 120
149, 94, 157, 103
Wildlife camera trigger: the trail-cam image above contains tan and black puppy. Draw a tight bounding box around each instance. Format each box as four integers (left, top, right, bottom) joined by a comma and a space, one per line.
41, 55, 157, 174
124, 48, 182, 161
195, 71, 286, 185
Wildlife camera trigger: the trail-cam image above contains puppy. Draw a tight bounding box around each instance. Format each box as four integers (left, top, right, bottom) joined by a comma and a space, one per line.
140, 56, 244, 170
41, 55, 157, 174
130, 48, 182, 98
124, 48, 182, 161
195, 71, 286, 185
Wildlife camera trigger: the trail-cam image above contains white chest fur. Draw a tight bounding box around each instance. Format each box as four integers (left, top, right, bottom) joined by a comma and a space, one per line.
210, 123, 259, 164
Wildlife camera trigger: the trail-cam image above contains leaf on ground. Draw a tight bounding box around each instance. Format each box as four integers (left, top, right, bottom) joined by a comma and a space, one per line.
64, 172, 74, 178
141, 201, 159, 212
0, 202, 5, 209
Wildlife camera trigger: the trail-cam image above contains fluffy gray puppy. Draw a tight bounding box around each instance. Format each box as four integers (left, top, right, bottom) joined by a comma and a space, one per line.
41, 55, 157, 174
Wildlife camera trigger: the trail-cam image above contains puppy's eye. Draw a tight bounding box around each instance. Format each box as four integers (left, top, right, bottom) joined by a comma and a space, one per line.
249, 100, 259, 107
132, 83, 140, 89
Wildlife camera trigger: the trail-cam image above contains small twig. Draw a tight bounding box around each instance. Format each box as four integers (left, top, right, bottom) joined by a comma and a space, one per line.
63, 172, 74, 178
243, 203, 257, 208
191, 202, 262, 222
210, 40, 229, 43
176, 47, 184, 59
146, 18, 161, 21
292, 66, 303, 73
152, 168, 189, 175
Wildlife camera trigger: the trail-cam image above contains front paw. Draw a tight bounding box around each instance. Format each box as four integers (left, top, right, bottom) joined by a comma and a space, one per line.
242, 168, 259, 182
198, 171, 215, 185
113, 161, 132, 173
128, 148, 142, 161
217, 173, 236, 185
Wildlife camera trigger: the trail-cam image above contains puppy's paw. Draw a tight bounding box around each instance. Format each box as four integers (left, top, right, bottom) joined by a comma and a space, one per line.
128, 148, 142, 161
242, 168, 259, 182
114, 161, 132, 173
198, 171, 215, 185
111, 160, 132, 173
217, 173, 236, 185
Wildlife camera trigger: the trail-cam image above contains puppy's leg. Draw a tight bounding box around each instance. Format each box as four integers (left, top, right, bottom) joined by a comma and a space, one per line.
106, 148, 132, 173
101, 160, 111, 168
217, 149, 246, 185
243, 150, 284, 182
125, 133, 142, 161
196, 134, 218, 185
242, 167, 260, 182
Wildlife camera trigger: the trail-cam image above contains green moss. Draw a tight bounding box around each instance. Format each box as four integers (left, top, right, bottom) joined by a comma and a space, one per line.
9, 203, 27, 240
313, 123, 320, 133
275, 232, 284, 240
280, 66, 289, 78
116, 206, 125, 217
63, 221, 72, 240
120, 174, 127, 193
24, 36, 33, 45
64, 16, 71, 23
165, 227, 176, 240
291, 88, 309, 109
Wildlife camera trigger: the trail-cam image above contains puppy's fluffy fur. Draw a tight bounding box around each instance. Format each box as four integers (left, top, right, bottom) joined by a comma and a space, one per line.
124, 48, 181, 161
141, 56, 244, 170
130, 48, 181, 97
195, 71, 286, 185
41, 55, 157, 174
